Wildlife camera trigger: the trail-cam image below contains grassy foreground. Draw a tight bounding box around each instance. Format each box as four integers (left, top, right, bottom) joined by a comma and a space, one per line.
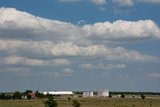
0, 97, 160, 107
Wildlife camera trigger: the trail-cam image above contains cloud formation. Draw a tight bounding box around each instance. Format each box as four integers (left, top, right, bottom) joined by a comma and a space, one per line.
80, 63, 126, 70
0, 40, 158, 62
148, 73, 160, 79
138, 0, 160, 4
0, 7, 160, 77
90, 0, 107, 5
0, 55, 70, 67
0, 7, 159, 43
112, 0, 134, 6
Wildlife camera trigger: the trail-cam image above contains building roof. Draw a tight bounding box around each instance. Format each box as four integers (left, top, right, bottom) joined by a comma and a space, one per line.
41, 91, 73, 95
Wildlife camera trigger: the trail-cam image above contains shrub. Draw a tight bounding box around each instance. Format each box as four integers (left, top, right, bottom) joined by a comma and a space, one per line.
72, 100, 81, 107
44, 96, 57, 107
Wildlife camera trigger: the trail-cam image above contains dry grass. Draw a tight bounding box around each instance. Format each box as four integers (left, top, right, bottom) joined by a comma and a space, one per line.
0, 96, 160, 107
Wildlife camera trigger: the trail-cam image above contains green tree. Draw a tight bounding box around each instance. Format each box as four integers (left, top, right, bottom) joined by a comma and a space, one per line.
44, 96, 57, 107
24, 90, 32, 95
109, 94, 112, 98
121, 94, 125, 98
35, 91, 45, 98
72, 100, 81, 107
0, 93, 6, 99
141, 94, 145, 99
27, 94, 32, 100
13, 91, 22, 99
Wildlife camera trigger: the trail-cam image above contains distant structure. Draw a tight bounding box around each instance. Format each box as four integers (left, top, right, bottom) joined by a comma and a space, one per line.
40, 91, 73, 96
82, 91, 94, 97
97, 89, 109, 97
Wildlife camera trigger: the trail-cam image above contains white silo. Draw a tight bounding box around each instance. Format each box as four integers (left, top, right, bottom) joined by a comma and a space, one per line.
83, 91, 94, 97
97, 89, 109, 97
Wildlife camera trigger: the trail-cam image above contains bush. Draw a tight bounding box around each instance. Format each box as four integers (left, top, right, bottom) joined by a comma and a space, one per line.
13, 91, 22, 99
109, 94, 112, 98
44, 96, 57, 107
121, 94, 125, 98
72, 100, 81, 107
141, 94, 145, 99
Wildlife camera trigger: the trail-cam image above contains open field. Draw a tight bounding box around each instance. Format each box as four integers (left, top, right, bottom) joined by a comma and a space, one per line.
0, 97, 160, 107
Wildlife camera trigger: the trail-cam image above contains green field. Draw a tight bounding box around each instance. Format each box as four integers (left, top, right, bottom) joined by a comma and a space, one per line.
0, 97, 160, 107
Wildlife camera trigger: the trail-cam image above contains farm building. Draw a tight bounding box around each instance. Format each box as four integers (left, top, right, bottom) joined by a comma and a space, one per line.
40, 91, 73, 96
82, 91, 94, 97
97, 89, 109, 97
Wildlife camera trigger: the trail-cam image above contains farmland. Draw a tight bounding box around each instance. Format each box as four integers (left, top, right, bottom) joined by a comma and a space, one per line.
0, 96, 160, 107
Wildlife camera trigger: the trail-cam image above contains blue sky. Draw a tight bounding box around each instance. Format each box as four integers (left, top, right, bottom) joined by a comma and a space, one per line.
0, 0, 160, 92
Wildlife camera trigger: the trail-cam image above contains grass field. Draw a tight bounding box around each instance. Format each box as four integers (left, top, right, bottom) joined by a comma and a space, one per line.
0, 97, 160, 107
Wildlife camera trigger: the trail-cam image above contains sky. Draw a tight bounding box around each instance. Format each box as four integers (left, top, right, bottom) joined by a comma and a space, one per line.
0, 0, 160, 92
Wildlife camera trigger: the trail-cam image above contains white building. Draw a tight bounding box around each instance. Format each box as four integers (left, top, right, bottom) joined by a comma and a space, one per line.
97, 89, 109, 97
40, 91, 73, 96
82, 91, 94, 97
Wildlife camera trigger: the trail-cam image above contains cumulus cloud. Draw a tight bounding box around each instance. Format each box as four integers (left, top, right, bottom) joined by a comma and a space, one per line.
0, 7, 160, 77
0, 67, 31, 76
82, 20, 160, 41
112, 0, 134, 6
0, 7, 159, 42
80, 63, 126, 70
0, 55, 71, 66
90, 0, 107, 5
148, 73, 160, 79
58, 0, 82, 2
62, 68, 74, 76
80, 63, 93, 69
0, 40, 159, 62
137, 0, 160, 4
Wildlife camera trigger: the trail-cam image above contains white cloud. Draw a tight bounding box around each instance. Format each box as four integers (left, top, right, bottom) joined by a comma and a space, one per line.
58, 0, 82, 2
137, 0, 160, 4
148, 73, 160, 79
0, 55, 71, 66
82, 20, 160, 41
62, 68, 74, 76
0, 40, 159, 62
80, 63, 126, 70
80, 63, 93, 69
90, 0, 107, 5
0, 67, 30, 76
37, 68, 74, 77
112, 0, 134, 6
0, 7, 159, 42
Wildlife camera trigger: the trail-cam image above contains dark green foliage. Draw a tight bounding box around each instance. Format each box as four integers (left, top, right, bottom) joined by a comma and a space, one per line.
5, 95, 12, 100
68, 97, 71, 102
109, 94, 112, 98
72, 100, 81, 107
35, 91, 45, 98
27, 94, 32, 100
12, 91, 22, 99
44, 96, 57, 107
141, 94, 145, 99
24, 90, 32, 95
0, 93, 6, 99
121, 94, 125, 98
0, 93, 12, 100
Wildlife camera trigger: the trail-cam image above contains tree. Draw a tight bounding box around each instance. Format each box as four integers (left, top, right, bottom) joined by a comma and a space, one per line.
35, 91, 45, 98
6, 95, 12, 100
44, 96, 57, 107
121, 94, 125, 98
0, 93, 6, 99
27, 94, 32, 100
24, 90, 32, 95
68, 97, 71, 102
141, 94, 145, 99
109, 94, 112, 98
13, 91, 22, 99
72, 100, 81, 107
